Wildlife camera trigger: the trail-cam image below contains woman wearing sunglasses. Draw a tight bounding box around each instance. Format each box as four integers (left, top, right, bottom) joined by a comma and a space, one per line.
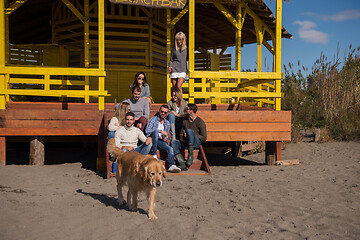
130, 71, 151, 105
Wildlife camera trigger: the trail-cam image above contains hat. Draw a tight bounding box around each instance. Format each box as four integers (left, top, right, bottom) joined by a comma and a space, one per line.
114, 103, 120, 110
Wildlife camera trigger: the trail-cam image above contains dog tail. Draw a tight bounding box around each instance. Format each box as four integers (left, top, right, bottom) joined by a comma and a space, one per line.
107, 138, 125, 158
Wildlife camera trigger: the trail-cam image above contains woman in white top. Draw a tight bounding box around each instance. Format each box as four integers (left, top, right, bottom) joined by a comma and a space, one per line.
108, 102, 130, 140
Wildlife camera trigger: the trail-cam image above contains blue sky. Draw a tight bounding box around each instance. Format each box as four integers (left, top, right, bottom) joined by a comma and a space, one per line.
230, 0, 360, 75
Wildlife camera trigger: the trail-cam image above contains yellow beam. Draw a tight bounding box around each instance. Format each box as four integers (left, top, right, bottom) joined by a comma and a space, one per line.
189, 0, 195, 72
238, 79, 275, 88
275, 0, 282, 110
98, 0, 105, 110
166, 9, 171, 102
4, 89, 109, 97
263, 40, 274, 55
240, 2, 274, 38
0, 0, 5, 67
1, 66, 105, 76
5, 8, 9, 65
170, 5, 189, 26
84, 0, 89, 103
0, 1, 5, 109
235, 3, 245, 71
0, 75, 5, 109
61, 0, 86, 23
189, 71, 283, 79
213, 3, 238, 29
189, 92, 281, 98
9, 78, 85, 86
255, 22, 265, 72
5, 0, 27, 15
189, 0, 195, 103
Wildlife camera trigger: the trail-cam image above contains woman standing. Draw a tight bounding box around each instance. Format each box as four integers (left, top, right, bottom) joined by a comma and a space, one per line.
167, 88, 188, 141
108, 102, 130, 140
130, 71, 151, 105
169, 32, 188, 93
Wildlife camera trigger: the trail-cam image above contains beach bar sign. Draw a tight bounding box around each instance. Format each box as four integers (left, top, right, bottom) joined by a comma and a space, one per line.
109, 0, 187, 9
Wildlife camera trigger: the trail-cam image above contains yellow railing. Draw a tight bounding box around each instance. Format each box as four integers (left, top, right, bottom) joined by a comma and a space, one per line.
166, 0, 283, 110
0, 0, 107, 110
0, 66, 108, 109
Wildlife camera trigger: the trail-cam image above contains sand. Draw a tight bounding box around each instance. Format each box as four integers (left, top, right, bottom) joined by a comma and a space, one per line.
0, 141, 359, 240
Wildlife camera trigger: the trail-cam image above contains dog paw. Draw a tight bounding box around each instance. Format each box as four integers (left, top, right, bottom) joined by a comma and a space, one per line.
148, 213, 158, 220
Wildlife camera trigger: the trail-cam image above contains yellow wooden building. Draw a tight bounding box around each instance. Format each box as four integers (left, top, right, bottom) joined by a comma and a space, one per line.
0, 0, 291, 110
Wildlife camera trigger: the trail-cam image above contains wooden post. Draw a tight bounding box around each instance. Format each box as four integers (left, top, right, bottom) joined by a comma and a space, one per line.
265, 141, 275, 165
97, 116, 105, 159
276, 141, 282, 162
29, 136, 45, 165
232, 141, 242, 158
0, 137, 5, 166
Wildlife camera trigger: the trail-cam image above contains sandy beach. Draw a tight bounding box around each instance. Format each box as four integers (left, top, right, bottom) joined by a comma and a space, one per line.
1, 141, 359, 240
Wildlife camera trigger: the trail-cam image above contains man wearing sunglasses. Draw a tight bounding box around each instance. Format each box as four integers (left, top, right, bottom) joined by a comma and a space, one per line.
145, 105, 181, 173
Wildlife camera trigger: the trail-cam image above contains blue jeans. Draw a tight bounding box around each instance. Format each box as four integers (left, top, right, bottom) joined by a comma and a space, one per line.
171, 129, 201, 155
150, 129, 175, 166
122, 142, 152, 155
167, 112, 176, 124
108, 131, 115, 140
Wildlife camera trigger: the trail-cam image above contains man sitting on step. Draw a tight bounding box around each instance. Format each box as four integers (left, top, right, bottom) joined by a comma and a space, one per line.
114, 112, 152, 156
171, 104, 207, 171
145, 105, 181, 173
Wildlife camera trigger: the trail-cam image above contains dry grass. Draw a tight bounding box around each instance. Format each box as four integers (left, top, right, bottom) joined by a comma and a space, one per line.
282, 45, 360, 141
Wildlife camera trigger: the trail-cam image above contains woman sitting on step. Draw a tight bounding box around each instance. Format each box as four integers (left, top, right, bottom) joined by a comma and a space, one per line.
167, 88, 188, 141
108, 102, 130, 140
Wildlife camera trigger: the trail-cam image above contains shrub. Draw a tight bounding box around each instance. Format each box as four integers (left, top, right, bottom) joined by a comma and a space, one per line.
282, 45, 360, 141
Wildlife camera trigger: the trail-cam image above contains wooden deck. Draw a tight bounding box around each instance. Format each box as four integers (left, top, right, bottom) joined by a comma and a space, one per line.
0, 102, 291, 178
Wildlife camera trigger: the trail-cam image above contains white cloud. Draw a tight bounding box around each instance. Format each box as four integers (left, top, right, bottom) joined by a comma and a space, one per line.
294, 20, 329, 44
304, 9, 360, 22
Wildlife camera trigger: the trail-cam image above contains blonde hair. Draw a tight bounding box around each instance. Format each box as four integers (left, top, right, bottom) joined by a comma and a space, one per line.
175, 32, 187, 51
172, 88, 183, 106
114, 102, 130, 126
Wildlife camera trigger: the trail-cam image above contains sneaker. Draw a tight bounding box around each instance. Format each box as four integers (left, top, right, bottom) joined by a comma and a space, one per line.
152, 154, 158, 160
167, 165, 181, 173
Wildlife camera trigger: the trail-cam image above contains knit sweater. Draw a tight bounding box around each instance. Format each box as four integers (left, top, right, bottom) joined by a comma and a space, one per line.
108, 117, 123, 132
169, 47, 188, 73
180, 116, 207, 143
123, 98, 150, 119
114, 125, 147, 149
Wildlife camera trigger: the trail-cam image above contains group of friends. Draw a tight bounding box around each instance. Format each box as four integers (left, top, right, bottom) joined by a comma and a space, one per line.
108, 32, 207, 173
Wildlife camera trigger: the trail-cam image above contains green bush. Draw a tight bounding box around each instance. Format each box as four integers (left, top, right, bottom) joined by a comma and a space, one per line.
282, 45, 360, 141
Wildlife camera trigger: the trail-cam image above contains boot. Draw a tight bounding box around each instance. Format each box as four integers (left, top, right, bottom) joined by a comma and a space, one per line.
175, 154, 188, 171
170, 123, 176, 141
186, 145, 194, 167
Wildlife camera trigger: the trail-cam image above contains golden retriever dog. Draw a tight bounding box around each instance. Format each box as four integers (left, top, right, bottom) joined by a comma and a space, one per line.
107, 138, 166, 220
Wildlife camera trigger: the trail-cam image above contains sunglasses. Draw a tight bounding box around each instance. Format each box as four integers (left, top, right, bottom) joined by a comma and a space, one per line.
137, 77, 144, 80
160, 110, 168, 113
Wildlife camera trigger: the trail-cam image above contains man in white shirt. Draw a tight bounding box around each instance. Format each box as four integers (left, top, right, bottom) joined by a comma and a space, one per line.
115, 112, 152, 155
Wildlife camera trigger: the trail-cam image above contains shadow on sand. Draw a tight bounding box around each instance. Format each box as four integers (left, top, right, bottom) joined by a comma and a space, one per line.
206, 153, 264, 167
76, 189, 147, 216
